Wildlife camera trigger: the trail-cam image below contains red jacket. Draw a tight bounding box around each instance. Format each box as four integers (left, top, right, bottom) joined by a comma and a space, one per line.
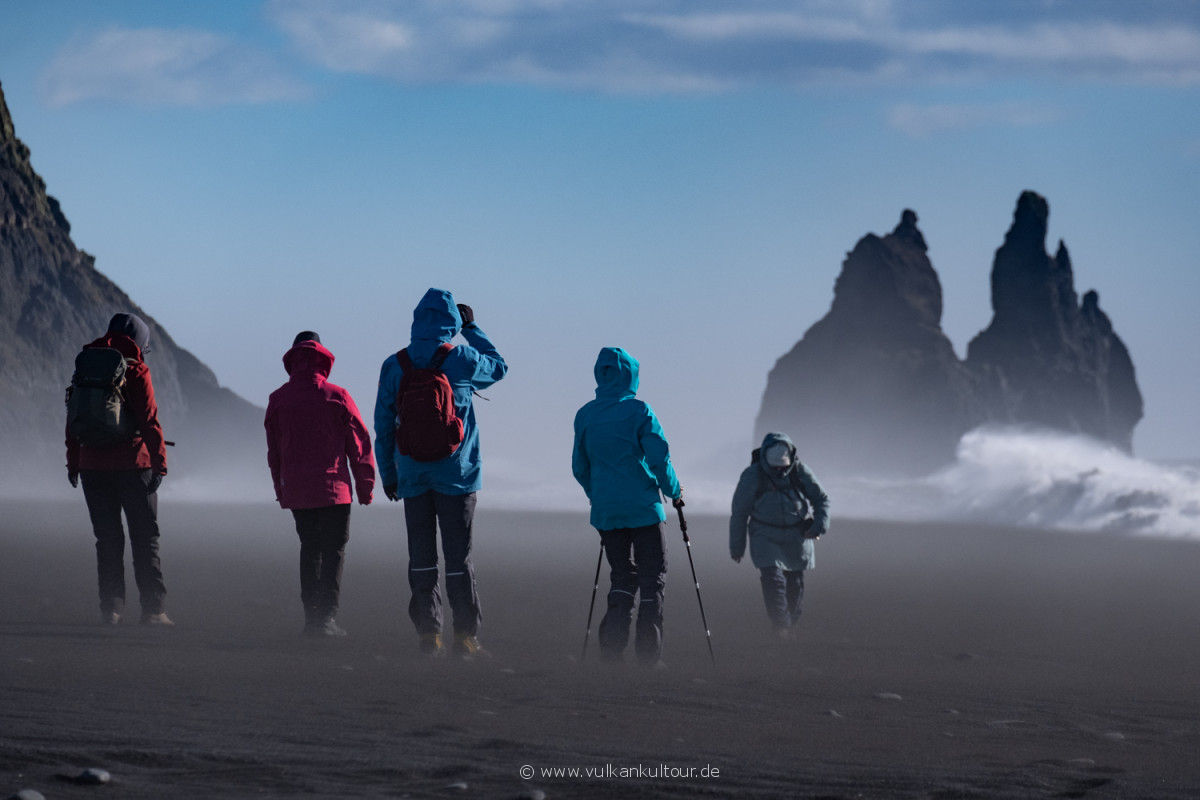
265, 340, 375, 509
65, 334, 168, 474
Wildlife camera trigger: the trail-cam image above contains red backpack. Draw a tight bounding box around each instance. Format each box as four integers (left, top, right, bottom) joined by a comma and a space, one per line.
395, 343, 464, 462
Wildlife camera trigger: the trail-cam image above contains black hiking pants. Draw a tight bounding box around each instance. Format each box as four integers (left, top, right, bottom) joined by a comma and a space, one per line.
403, 491, 480, 638
291, 504, 352, 625
759, 567, 805, 630
598, 523, 666, 665
80, 468, 166, 617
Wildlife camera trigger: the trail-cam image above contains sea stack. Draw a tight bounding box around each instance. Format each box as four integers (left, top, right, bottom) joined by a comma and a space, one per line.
755, 191, 1143, 477
965, 190, 1143, 451
755, 209, 978, 477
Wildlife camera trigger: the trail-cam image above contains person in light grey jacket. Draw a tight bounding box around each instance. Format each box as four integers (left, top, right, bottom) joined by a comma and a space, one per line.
730, 431, 830, 640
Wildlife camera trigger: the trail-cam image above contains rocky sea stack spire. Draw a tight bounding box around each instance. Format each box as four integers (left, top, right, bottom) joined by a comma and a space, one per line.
755, 209, 979, 476
756, 191, 1142, 477
0, 81, 265, 486
966, 190, 1143, 451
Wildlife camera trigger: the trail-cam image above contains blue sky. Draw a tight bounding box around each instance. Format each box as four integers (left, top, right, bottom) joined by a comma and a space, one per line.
3, 0, 1199, 507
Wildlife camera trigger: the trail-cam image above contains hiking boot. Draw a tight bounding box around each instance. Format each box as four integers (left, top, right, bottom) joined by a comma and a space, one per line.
419, 632, 445, 658
453, 633, 491, 660
318, 618, 348, 637
140, 612, 175, 626
101, 611, 121, 627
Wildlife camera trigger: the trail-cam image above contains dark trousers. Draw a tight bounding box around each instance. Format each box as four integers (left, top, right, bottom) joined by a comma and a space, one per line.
598, 523, 666, 665
760, 567, 805, 629
403, 491, 479, 637
80, 469, 166, 616
291, 504, 352, 624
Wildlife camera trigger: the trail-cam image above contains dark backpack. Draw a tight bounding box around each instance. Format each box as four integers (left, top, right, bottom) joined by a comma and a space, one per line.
394, 343, 464, 463
66, 347, 136, 446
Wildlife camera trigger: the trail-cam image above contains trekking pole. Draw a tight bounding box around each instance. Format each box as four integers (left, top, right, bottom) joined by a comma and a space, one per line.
581, 541, 605, 661
675, 502, 716, 667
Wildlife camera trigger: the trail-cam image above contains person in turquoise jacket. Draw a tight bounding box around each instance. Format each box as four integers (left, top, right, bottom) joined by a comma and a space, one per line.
573, 347, 683, 666
374, 288, 507, 659
730, 431, 830, 640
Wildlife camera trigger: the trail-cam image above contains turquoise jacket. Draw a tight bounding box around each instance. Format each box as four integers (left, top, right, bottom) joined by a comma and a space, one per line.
373, 288, 507, 497
573, 347, 682, 531
730, 432, 830, 571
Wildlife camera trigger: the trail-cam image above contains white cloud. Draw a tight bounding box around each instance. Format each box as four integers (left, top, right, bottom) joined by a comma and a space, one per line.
39, 27, 310, 107
265, 0, 1200, 92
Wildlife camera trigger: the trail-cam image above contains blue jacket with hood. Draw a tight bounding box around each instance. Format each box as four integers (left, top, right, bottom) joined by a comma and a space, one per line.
730, 432, 830, 571
374, 288, 507, 497
572, 347, 681, 530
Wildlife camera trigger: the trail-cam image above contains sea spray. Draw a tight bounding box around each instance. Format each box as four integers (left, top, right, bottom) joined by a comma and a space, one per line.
834, 427, 1200, 537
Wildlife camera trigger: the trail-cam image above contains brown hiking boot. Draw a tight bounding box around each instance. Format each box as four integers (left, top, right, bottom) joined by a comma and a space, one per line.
419, 632, 445, 657
453, 633, 491, 660
140, 612, 175, 626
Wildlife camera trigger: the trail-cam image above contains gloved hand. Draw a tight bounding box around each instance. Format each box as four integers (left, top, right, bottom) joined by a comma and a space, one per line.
384, 484, 399, 502
146, 472, 164, 495
358, 492, 372, 506
68, 470, 79, 489
456, 303, 475, 329
671, 491, 685, 509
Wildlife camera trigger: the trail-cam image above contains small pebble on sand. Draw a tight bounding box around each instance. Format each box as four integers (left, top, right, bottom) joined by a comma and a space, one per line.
446, 781, 469, 791
11, 790, 47, 800
874, 692, 903, 702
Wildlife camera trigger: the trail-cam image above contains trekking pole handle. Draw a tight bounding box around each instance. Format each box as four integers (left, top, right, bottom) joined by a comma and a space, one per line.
674, 502, 689, 541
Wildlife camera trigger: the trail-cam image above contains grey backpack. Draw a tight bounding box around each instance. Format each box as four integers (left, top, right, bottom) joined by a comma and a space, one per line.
66, 348, 136, 446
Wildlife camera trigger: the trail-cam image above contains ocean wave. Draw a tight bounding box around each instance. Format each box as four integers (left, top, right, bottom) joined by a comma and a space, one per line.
838, 427, 1200, 537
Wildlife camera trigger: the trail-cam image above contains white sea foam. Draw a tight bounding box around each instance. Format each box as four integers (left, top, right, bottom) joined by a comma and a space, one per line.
835, 427, 1200, 538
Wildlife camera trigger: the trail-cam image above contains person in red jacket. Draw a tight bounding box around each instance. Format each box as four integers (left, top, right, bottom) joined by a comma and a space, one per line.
66, 313, 172, 627
265, 331, 375, 637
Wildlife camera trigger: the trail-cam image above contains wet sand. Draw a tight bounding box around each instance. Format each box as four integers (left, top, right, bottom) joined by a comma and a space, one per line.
2, 500, 1200, 798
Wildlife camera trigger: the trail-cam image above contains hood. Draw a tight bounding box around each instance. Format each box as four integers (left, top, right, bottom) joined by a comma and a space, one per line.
593, 347, 639, 400
106, 312, 150, 353
283, 339, 334, 380
410, 288, 461, 345
754, 431, 797, 470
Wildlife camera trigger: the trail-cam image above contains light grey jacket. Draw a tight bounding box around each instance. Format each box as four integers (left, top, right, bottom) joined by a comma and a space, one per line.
730, 432, 830, 571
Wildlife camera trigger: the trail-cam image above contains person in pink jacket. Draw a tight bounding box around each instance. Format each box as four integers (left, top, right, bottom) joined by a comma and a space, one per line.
266, 331, 375, 636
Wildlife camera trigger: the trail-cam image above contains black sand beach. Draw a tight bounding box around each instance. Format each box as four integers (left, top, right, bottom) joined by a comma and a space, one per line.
3, 500, 1200, 798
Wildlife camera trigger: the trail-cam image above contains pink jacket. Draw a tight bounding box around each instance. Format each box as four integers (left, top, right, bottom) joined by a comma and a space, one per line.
265, 341, 375, 509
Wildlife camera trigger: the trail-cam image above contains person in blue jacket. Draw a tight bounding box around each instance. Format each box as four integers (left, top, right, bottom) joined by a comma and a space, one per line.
730, 431, 830, 640
374, 288, 507, 659
573, 347, 683, 666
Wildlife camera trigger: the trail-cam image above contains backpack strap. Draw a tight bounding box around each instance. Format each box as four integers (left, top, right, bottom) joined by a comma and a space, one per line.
396, 344, 453, 372
430, 342, 454, 371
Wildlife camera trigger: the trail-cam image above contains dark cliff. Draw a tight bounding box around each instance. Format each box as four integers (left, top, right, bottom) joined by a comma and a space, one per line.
0, 81, 264, 487
756, 193, 1142, 477
965, 190, 1143, 451
755, 210, 979, 476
